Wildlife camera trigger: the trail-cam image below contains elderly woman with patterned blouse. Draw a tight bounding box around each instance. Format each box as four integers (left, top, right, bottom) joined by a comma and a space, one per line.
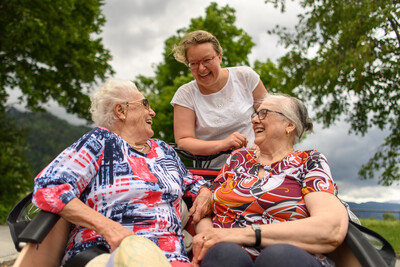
192, 93, 349, 267
31, 80, 212, 267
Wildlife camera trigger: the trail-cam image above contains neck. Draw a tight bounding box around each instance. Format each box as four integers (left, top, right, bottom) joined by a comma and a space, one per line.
113, 127, 149, 150
198, 68, 228, 94
256, 146, 294, 166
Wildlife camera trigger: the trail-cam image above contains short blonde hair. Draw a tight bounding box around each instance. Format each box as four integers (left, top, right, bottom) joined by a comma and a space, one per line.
90, 80, 138, 129
262, 93, 314, 144
172, 30, 223, 65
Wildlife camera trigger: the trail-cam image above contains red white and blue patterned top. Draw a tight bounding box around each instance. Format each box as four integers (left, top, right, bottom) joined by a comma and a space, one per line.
212, 149, 337, 266
33, 127, 206, 265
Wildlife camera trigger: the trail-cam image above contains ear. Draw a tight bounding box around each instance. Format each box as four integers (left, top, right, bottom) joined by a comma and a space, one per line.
218, 53, 223, 63
114, 104, 126, 119
286, 121, 296, 135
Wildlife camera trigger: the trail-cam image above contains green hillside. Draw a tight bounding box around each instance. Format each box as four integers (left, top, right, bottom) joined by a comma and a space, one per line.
8, 109, 91, 177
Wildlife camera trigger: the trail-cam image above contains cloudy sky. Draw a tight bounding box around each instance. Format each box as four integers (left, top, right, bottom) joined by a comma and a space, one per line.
9, 0, 400, 203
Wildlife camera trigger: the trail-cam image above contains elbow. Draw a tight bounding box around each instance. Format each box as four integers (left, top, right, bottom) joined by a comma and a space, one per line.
321, 217, 349, 253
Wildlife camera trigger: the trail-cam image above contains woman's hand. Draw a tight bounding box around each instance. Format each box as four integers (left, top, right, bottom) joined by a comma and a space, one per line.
192, 228, 244, 266
97, 220, 135, 252
59, 198, 134, 252
221, 132, 248, 151
189, 187, 212, 224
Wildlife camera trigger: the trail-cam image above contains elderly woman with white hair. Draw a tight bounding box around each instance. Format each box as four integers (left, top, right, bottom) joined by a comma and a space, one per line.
29, 79, 212, 267
191, 93, 349, 267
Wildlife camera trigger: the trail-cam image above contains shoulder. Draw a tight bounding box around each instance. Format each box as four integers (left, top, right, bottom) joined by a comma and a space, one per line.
171, 81, 198, 106
296, 150, 329, 167
175, 80, 197, 95
229, 148, 257, 163
229, 66, 257, 76
151, 139, 176, 152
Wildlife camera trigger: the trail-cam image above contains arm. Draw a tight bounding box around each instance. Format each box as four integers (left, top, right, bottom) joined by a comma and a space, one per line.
192, 192, 348, 262
189, 187, 212, 224
252, 80, 268, 109
59, 198, 134, 252
173, 104, 247, 155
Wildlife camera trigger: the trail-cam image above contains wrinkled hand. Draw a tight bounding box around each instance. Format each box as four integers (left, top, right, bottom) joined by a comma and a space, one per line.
222, 132, 248, 151
99, 220, 135, 252
192, 228, 235, 266
189, 187, 212, 224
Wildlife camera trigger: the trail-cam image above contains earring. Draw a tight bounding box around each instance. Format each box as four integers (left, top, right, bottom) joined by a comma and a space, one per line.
123, 116, 126, 120
286, 130, 290, 137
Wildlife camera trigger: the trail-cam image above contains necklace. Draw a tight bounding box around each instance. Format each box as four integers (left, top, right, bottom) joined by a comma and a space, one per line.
129, 143, 146, 152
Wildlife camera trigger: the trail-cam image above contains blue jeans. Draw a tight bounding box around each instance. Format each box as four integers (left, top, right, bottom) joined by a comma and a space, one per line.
200, 243, 323, 267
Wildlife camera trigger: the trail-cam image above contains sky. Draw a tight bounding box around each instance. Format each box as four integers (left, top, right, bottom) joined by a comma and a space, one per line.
8, 0, 400, 203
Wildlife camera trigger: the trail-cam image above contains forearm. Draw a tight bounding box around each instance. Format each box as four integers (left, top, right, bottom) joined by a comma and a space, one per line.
176, 137, 226, 156
194, 216, 213, 234
258, 213, 348, 254
59, 198, 134, 252
58, 198, 113, 235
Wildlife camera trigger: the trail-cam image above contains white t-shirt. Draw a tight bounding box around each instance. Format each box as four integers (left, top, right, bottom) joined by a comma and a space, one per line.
170, 66, 260, 169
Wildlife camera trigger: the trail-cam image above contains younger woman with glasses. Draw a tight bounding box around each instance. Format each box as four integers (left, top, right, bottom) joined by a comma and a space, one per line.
171, 30, 268, 169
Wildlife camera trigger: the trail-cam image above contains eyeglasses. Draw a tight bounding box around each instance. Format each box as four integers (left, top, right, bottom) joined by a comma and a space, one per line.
188, 55, 218, 70
251, 108, 286, 120
126, 98, 150, 110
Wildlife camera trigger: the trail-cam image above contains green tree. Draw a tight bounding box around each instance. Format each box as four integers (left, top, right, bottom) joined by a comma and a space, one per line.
136, 2, 255, 143
382, 213, 398, 221
265, 0, 400, 185
0, 0, 113, 212
0, 110, 33, 222
0, 0, 113, 118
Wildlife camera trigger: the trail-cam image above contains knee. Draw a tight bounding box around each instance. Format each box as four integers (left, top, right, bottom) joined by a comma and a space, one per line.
202, 243, 253, 267
256, 244, 319, 267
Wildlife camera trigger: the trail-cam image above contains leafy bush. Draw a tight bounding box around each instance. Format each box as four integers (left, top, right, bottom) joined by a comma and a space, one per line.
383, 213, 398, 221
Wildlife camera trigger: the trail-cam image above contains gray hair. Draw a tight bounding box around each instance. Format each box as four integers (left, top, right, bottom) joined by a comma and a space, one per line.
90, 80, 139, 129
172, 30, 223, 65
261, 93, 314, 144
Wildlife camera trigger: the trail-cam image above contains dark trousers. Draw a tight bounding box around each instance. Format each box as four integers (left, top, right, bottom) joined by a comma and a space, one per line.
200, 243, 323, 267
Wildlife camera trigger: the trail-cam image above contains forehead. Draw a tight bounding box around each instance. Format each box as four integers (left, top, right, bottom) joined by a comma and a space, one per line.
259, 99, 280, 111
128, 91, 144, 101
186, 43, 215, 60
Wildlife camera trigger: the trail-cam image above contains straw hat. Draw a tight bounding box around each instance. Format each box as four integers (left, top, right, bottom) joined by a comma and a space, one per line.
86, 235, 170, 267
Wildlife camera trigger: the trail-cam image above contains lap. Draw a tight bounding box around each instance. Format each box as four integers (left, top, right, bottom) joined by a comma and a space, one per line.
201, 243, 323, 267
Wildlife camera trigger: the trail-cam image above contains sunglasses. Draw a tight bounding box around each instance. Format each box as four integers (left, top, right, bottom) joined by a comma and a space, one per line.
251, 108, 286, 120
126, 98, 150, 110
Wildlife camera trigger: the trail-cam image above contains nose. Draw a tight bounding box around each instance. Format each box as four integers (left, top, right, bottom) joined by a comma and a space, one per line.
198, 62, 208, 71
149, 107, 156, 117
251, 115, 260, 124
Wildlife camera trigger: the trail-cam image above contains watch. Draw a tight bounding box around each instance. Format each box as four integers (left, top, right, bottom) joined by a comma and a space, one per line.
251, 224, 261, 247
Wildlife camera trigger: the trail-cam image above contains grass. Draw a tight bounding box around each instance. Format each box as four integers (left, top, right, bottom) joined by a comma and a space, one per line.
359, 218, 400, 255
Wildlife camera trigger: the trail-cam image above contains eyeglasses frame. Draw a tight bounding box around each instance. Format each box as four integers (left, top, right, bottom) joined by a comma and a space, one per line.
188, 55, 218, 70
251, 108, 287, 120
126, 98, 150, 110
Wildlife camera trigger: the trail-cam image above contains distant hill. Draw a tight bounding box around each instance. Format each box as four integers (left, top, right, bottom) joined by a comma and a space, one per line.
347, 201, 400, 220
7, 109, 91, 176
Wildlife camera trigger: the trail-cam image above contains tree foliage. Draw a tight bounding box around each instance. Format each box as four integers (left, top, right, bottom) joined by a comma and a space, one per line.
136, 2, 255, 143
0, 0, 113, 215
0, 0, 113, 118
265, 0, 400, 185
0, 110, 33, 222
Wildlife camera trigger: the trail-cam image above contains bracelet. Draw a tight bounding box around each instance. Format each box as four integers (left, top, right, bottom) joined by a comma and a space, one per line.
251, 224, 261, 247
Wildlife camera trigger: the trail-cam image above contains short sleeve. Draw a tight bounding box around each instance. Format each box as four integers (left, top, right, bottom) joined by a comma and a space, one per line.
301, 151, 337, 196
170, 81, 196, 110
33, 128, 106, 213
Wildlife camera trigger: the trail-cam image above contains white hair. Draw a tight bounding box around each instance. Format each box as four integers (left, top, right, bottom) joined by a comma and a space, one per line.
90, 80, 138, 129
